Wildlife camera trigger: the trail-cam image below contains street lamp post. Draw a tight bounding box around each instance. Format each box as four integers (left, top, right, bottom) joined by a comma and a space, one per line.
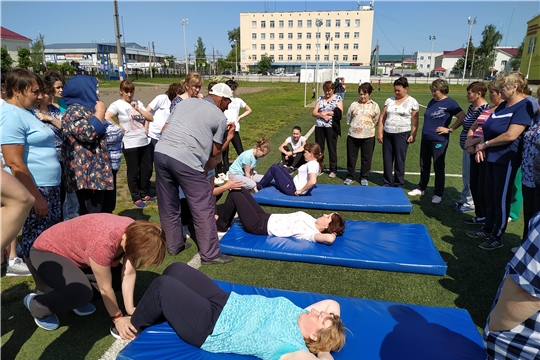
234, 39, 238, 76
315, 18, 323, 99
428, 35, 436, 79
182, 19, 189, 75
400, 45, 406, 76
462, 16, 477, 85
326, 34, 333, 69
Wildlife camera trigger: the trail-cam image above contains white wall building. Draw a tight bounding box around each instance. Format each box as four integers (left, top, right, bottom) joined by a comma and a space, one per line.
0, 27, 32, 66
413, 51, 443, 76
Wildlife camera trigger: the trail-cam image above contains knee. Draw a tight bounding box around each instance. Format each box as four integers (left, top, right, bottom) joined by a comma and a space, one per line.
163, 262, 189, 277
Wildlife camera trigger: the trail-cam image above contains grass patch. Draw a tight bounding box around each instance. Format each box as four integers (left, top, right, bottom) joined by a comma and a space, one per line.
1, 81, 520, 359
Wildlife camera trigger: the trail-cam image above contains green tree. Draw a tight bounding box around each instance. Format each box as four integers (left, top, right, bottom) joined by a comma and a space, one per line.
30, 34, 46, 72
451, 38, 476, 76
46, 62, 62, 72
509, 39, 524, 71
258, 53, 272, 72
476, 24, 503, 77
17, 48, 32, 69
194, 37, 207, 70
226, 27, 240, 72
1, 47, 13, 70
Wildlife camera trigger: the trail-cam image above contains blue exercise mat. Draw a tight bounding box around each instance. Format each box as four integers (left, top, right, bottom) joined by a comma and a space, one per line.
219, 220, 447, 276
252, 184, 413, 213
118, 281, 485, 360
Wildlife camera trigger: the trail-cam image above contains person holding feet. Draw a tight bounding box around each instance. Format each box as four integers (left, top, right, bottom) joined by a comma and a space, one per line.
278, 126, 307, 173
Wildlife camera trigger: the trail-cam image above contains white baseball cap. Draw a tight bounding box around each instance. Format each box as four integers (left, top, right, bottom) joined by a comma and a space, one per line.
209, 83, 233, 99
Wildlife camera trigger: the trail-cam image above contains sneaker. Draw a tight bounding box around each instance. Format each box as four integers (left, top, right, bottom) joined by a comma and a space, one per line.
463, 217, 485, 225
110, 325, 121, 339
201, 254, 234, 265
431, 195, 442, 204
134, 200, 147, 208
360, 179, 369, 186
217, 231, 227, 240
408, 189, 424, 196
214, 177, 226, 185
466, 228, 492, 239
183, 225, 191, 239
167, 241, 192, 256
450, 202, 463, 210
142, 196, 156, 202
6, 257, 31, 277
23, 293, 59, 331
479, 237, 503, 250
73, 303, 96, 316
343, 178, 354, 186
287, 167, 295, 174
218, 173, 229, 181
328, 172, 336, 178
455, 204, 475, 213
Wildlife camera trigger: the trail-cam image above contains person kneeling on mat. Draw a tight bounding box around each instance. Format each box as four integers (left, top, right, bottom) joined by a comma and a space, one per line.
129, 262, 347, 359
217, 188, 345, 244
24, 213, 166, 339
256, 143, 323, 196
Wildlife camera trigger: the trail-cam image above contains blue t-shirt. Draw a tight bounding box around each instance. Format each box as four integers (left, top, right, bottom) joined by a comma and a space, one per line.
484, 99, 534, 165
229, 149, 258, 176
1, 103, 61, 186
422, 97, 463, 141
201, 292, 308, 360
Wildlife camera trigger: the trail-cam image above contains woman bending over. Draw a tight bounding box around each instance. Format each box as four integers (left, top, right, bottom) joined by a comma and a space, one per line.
217, 188, 345, 244
130, 262, 346, 360
257, 143, 323, 196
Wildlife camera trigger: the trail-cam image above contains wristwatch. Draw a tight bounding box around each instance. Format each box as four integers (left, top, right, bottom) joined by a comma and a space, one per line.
448, 127, 453, 133
485, 140, 489, 147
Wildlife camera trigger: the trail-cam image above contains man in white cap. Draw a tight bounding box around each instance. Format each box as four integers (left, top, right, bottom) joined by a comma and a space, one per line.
154, 83, 236, 264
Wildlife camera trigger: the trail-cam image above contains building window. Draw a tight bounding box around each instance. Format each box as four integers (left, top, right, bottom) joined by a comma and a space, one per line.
420, 56, 424, 60
316, 44, 320, 50
279, 55, 283, 60
427, 64, 430, 69
335, 20, 341, 27
306, 33, 311, 39
252, 21, 257, 28
288, 44, 293, 50
252, 44, 257, 50
316, 32, 321, 39
325, 32, 330, 39
270, 20, 275, 28
252, 55, 257, 61
270, 44, 274, 50
298, 20, 302, 28
297, 44, 302, 50
353, 43, 358, 50
428, 56, 431, 60
307, 20, 312, 28
342, 55, 347, 61
352, 55, 358, 61
279, 20, 284, 28
354, 32, 359, 39
288, 55, 292, 60
270, 33, 275, 39
315, 55, 320, 61
345, 19, 350, 27
420, 64, 423, 68
279, 33, 284, 39
324, 44, 330, 50
279, 44, 284, 50
297, 33, 302, 39
344, 44, 349, 50
334, 43, 339, 50
270, 55, 274, 61
344, 32, 350, 39
288, 33, 293, 39
261, 33, 266, 39
326, 20, 331, 27
261, 44, 266, 50
306, 55, 311, 61
355, 19, 360, 27
288, 20, 293, 28
501, 60, 508, 66
335, 32, 340, 39
324, 55, 329, 61
297, 55, 302, 61
261, 21, 266, 28
306, 44, 311, 50
252, 33, 257, 39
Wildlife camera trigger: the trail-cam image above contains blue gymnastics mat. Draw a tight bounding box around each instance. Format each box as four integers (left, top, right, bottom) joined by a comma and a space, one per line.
252, 184, 413, 213
118, 281, 485, 360
219, 220, 447, 276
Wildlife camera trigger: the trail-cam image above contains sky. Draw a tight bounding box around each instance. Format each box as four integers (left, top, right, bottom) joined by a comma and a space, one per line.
1, 0, 538, 60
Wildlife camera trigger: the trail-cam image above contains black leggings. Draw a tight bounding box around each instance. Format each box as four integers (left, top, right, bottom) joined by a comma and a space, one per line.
216, 188, 270, 234
131, 262, 230, 347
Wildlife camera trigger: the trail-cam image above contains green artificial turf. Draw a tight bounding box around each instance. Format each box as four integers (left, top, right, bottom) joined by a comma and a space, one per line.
1, 81, 523, 359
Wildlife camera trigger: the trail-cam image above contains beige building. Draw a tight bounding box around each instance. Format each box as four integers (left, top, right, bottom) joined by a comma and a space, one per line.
239, 9, 374, 72
0, 27, 32, 66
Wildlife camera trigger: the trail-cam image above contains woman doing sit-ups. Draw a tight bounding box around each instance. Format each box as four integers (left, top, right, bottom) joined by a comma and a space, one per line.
217, 188, 345, 244
129, 262, 346, 360
257, 143, 323, 196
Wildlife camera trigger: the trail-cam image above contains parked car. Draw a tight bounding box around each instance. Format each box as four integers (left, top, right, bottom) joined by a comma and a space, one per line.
382, 74, 389, 77
221, 70, 232, 75
285, 72, 298, 77
261, 71, 271, 76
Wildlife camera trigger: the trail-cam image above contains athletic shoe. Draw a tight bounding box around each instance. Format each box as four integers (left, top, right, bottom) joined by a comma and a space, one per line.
455, 204, 475, 213
110, 325, 121, 339
407, 189, 424, 196
343, 178, 354, 185
214, 177, 226, 185
450, 202, 463, 210
23, 293, 59, 331
218, 231, 227, 240
183, 225, 191, 239
73, 303, 96, 316
142, 196, 156, 202
479, 237, 503, 250
328, 172, 336, 178
466, 228, 492, 239
134, 200, 147, 208
6, 257, 31, 277
360, 179, 369, 186
287, 167, 295, 174
463, 217, 485, 225
201, 254, 234, 265
431, 195, 442, 204
217, 173, 229, 181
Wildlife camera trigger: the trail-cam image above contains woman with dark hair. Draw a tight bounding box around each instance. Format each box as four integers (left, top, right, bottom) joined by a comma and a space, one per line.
105, 80, 154, 208
312, 81, 343, 178
344, 82, 381, 186
377, 77, 419, 188
0, 68, 62, 261
408, 79, 465, 204
42, 71, 66, 113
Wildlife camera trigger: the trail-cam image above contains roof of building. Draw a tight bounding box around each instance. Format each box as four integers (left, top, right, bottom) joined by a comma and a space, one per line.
498, 47, 519, 57
378, 55, 414, 62
0, 27, 31, 42
433, 66, 446, 71
443, 48, 465, 57
403, 58, 415, 63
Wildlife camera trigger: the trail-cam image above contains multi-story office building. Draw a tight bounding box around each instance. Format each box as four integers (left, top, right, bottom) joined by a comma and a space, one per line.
413, 51, 443, 76
239, 9, 374, 73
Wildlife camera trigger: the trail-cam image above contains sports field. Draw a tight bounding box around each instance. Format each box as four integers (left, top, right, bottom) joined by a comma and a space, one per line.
1, 80, 526, 359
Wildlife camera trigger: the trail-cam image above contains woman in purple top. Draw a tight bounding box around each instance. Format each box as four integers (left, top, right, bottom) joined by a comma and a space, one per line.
408, 79, 465, 204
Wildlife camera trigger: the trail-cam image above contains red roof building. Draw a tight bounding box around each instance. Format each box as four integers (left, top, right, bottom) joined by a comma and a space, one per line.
1, 27, 32, 66
0, 27, 32, 42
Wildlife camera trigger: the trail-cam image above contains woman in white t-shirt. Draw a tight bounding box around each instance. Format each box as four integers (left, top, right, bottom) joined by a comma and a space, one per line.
216, 188, 345, 244
256, 143, 323, 196
146, 83, 183, 146
278, 125, 307, 172
377, 77, 419, 188
105, 80, 154, 208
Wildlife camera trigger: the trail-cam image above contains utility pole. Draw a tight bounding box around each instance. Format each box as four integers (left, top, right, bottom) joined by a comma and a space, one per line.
194, 45, 197, 73
182, 19, 188, 75
400, 45, 406, 76
113, 0, 124, 80
462, 16, 477, 85
315, 18, 323, 99
429, 35, 436, 79
152, 41, 156, 75
148, 41, 152, 78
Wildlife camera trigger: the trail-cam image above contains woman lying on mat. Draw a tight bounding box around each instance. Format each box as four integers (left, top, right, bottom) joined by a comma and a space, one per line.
217, 188, 345, 244
129, 262, 346, 360
256, 143, 324, 196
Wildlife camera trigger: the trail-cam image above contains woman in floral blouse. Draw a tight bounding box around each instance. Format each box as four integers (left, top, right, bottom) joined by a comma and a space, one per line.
344, 83, 381, 186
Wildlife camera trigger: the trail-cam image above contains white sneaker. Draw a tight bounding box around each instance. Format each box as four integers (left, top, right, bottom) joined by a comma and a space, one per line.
214, 177, 225, 185
6, 257, 31, 277
431, 195, 442, 204
407, 189, 424, 196
218, 173, 229, 181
